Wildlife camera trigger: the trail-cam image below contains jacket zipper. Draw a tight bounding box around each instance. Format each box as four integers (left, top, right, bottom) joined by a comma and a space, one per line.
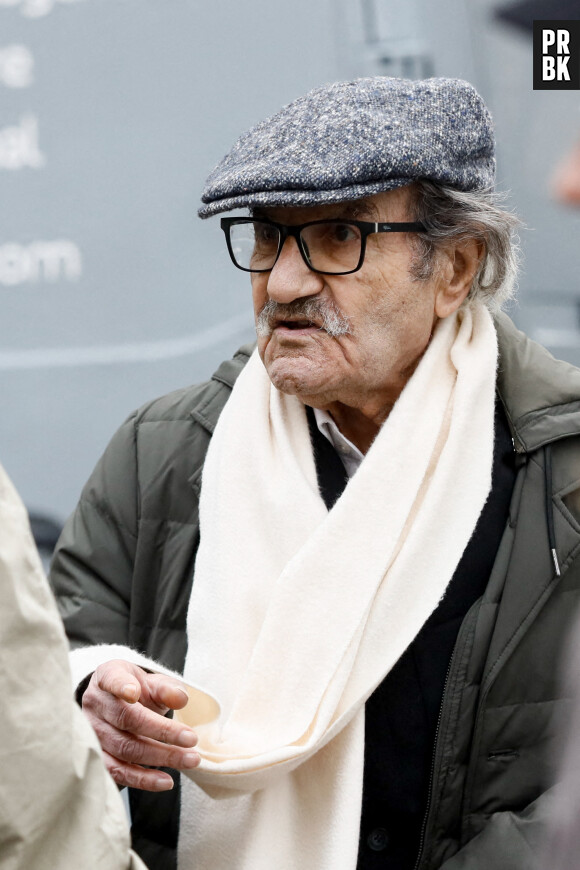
412, 599, 482, 870
544, 445, 561, 576
412, 662, 452, 870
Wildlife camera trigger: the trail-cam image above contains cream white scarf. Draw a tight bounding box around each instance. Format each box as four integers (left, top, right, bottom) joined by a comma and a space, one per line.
173, 301, 498, 870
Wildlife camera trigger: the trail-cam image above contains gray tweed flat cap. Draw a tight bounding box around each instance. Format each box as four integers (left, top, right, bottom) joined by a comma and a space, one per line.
198, 76, 495, 219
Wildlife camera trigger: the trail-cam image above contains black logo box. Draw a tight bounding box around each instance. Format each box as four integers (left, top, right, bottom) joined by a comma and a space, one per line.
533, 20, 580, 89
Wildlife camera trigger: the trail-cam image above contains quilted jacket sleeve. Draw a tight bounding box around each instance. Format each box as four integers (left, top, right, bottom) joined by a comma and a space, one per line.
50, 411, 140, 649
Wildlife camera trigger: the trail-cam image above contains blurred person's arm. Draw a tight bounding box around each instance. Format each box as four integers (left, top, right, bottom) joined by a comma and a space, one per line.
0, 462, 147, 870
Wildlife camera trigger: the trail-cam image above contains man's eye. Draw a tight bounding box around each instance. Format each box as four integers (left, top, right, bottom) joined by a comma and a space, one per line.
330, 223, 358, 243
254, 224, 278, 245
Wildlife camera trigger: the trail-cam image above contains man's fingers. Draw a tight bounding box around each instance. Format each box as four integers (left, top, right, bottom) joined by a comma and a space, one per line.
84, 688, 197, 749
103, 752, 176, 792
115, 681, 141, 704
94, 661, 145, 705
95, 660, 191, 712
93, 660, 190, 713
146, 674, 189, 711
95, 725, 201, 772
84, 701, 201, 787
81, 659, 201, 792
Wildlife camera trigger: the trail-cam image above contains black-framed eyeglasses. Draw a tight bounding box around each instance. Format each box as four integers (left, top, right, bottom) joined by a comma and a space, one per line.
220, 217, 427, 276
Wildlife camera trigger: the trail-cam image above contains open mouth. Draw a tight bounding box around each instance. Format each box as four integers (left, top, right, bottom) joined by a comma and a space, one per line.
276, 319, 319, 331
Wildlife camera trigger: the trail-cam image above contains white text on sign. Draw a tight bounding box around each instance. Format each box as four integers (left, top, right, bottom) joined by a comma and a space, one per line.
0, 45, 34, 87
0, 241, 83, 286
0, 115, 45, 169
0, 0, 85, 19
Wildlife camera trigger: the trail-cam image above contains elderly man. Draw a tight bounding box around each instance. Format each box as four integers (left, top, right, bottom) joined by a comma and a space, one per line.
51, 77, 580, 870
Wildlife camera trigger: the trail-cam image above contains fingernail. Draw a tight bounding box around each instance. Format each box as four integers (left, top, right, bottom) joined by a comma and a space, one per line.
178, 730, 197, 748
121, 684, 138, 702
156, 776, 174, 790
183, 752, 200, 768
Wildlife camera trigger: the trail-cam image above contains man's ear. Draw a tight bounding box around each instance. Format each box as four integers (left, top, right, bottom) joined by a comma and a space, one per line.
434, 238, 484, 319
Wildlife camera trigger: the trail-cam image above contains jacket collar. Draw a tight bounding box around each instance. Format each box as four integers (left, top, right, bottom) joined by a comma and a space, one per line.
495, 312, 580, 453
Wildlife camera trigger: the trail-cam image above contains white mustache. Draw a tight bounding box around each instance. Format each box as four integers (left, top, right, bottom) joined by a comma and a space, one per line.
256, 298, 352, 338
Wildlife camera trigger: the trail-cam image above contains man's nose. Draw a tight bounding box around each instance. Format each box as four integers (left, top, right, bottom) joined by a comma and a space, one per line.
265, 236, 324, 303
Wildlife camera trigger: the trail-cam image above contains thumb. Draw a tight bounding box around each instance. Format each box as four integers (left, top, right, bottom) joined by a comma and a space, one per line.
146, 674, 190, 711
96, 660, 146, 704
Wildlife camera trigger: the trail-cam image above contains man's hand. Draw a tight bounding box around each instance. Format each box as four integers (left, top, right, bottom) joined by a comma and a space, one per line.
81, 659, 200, 791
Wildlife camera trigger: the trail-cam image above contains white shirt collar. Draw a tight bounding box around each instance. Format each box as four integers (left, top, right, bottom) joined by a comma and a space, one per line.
312, 407, 364, 478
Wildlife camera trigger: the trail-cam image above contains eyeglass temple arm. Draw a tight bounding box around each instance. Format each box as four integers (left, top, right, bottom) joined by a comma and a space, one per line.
375, 222, 426, 232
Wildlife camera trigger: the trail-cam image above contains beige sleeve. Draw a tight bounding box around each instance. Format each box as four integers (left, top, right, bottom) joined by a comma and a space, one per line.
0, 462, 147, 870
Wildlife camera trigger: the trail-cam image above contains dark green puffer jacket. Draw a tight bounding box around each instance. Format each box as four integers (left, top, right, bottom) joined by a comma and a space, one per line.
51, 313, 580, 870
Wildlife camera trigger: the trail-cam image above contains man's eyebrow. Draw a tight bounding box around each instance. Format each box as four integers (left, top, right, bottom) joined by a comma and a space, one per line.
250, 201, 380, 221
336, 201, 379, 220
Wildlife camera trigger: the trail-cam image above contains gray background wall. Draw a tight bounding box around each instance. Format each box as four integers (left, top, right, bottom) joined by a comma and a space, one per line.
1, 0, 579, 524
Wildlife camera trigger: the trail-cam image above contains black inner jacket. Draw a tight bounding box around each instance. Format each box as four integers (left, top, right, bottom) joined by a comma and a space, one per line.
306, 401, 516, 870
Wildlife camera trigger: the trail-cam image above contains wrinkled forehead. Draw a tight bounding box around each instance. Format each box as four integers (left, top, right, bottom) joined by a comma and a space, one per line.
252, 188, 416, 225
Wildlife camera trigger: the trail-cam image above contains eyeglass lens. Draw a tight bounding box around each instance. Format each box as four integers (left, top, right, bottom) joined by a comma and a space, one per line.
228, 220, 363, 274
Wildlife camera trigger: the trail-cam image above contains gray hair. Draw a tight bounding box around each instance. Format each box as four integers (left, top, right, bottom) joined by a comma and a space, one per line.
409, 180, 521, 310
